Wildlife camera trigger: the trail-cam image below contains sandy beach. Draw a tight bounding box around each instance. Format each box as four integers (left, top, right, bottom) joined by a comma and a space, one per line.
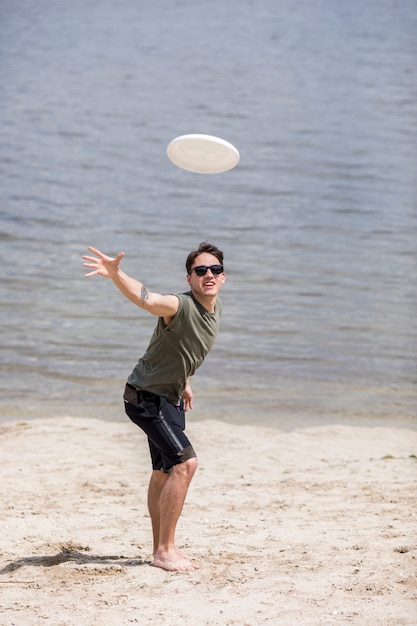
0, 416, 416, 625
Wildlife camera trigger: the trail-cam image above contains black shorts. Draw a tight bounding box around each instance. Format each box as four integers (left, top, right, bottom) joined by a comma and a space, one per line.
123, 383, 196, 472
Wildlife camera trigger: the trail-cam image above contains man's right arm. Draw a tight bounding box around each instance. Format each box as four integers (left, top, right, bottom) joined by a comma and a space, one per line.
83, 246, 179, 319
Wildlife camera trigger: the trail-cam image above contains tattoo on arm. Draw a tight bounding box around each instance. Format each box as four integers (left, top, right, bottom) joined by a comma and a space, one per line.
140, 284, 150, 303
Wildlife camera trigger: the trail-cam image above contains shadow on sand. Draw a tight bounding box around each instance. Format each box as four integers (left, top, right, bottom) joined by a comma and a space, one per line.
0, 543, 149, 575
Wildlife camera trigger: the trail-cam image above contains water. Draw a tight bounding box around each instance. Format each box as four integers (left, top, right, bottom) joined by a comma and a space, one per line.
1, 0, 416, 429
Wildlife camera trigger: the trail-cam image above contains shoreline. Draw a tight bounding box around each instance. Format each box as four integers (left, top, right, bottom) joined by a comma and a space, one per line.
0, 411, 415, 434
1, 417, 416, 625
1, 372, 416, 432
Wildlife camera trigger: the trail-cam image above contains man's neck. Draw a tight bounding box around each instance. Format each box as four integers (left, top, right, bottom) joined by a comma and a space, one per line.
190, 289, 217, 313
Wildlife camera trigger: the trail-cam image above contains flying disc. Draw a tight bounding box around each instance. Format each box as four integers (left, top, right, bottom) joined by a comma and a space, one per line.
167, 134, 240, 174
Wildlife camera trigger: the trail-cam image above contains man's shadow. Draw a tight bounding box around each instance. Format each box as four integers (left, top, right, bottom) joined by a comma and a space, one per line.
0, 544, 149, 575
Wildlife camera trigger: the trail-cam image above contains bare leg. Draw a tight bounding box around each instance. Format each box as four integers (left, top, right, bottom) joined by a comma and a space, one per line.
148, 457, 199, 571
147, 469, 168, 554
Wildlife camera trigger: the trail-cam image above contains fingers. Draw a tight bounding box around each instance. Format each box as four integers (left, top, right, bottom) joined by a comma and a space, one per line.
83, 249, 102, 278
87, 246, 103, 257
182, 396, 193, 412
82, 247, 125, 278
83, 255, 99, 276
83, 255, 99, 269
86, 247, 125, 262
83, 265, 95, 271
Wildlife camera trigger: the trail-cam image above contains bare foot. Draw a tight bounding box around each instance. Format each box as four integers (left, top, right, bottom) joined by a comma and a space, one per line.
153, 547, 193, 561
153, 548, 200, 572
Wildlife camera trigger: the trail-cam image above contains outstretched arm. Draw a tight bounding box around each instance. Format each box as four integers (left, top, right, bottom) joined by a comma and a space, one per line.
83, 246, 179, 319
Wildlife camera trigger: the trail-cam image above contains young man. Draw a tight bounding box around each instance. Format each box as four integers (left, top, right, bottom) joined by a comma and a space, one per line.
83, 242, 225, 572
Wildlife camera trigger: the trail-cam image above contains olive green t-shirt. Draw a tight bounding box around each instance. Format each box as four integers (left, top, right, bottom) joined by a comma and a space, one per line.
127, 291, 222, 406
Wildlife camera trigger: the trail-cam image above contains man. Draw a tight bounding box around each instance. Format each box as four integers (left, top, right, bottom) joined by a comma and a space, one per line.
83, 242, 225, 571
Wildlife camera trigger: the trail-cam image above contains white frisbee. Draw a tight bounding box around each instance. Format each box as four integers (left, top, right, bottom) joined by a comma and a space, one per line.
167, 134, 240, 174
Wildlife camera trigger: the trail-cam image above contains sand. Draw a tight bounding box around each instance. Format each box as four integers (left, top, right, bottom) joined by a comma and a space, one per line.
0, 416, 416, 625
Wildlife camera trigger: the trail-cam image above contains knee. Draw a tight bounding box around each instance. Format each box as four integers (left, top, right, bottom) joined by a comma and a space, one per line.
184, 455, 198, 475
177, 444, 198, 474
175, 456, 198, 480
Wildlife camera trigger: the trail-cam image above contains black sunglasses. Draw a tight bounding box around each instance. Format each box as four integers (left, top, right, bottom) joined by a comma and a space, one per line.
190, 264, 224, 277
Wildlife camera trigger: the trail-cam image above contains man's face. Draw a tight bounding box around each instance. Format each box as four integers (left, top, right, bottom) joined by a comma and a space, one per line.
186, 252, 226, 299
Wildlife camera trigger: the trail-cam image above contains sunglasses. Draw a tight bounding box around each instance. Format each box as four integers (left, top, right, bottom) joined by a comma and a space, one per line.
190, 264, 224, 277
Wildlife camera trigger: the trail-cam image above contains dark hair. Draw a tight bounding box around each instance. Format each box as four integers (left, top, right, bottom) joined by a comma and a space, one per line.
186, 242, 224, 274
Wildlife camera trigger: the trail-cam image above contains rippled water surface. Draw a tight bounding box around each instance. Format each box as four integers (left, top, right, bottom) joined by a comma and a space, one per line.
1, 0, 416, 429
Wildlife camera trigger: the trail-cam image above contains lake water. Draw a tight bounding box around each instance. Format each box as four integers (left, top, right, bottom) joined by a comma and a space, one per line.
1, 0, 416, 430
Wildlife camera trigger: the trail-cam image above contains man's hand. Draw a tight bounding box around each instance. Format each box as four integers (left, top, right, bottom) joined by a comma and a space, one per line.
182, 381, 193, 412
83, 246, 125, 278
